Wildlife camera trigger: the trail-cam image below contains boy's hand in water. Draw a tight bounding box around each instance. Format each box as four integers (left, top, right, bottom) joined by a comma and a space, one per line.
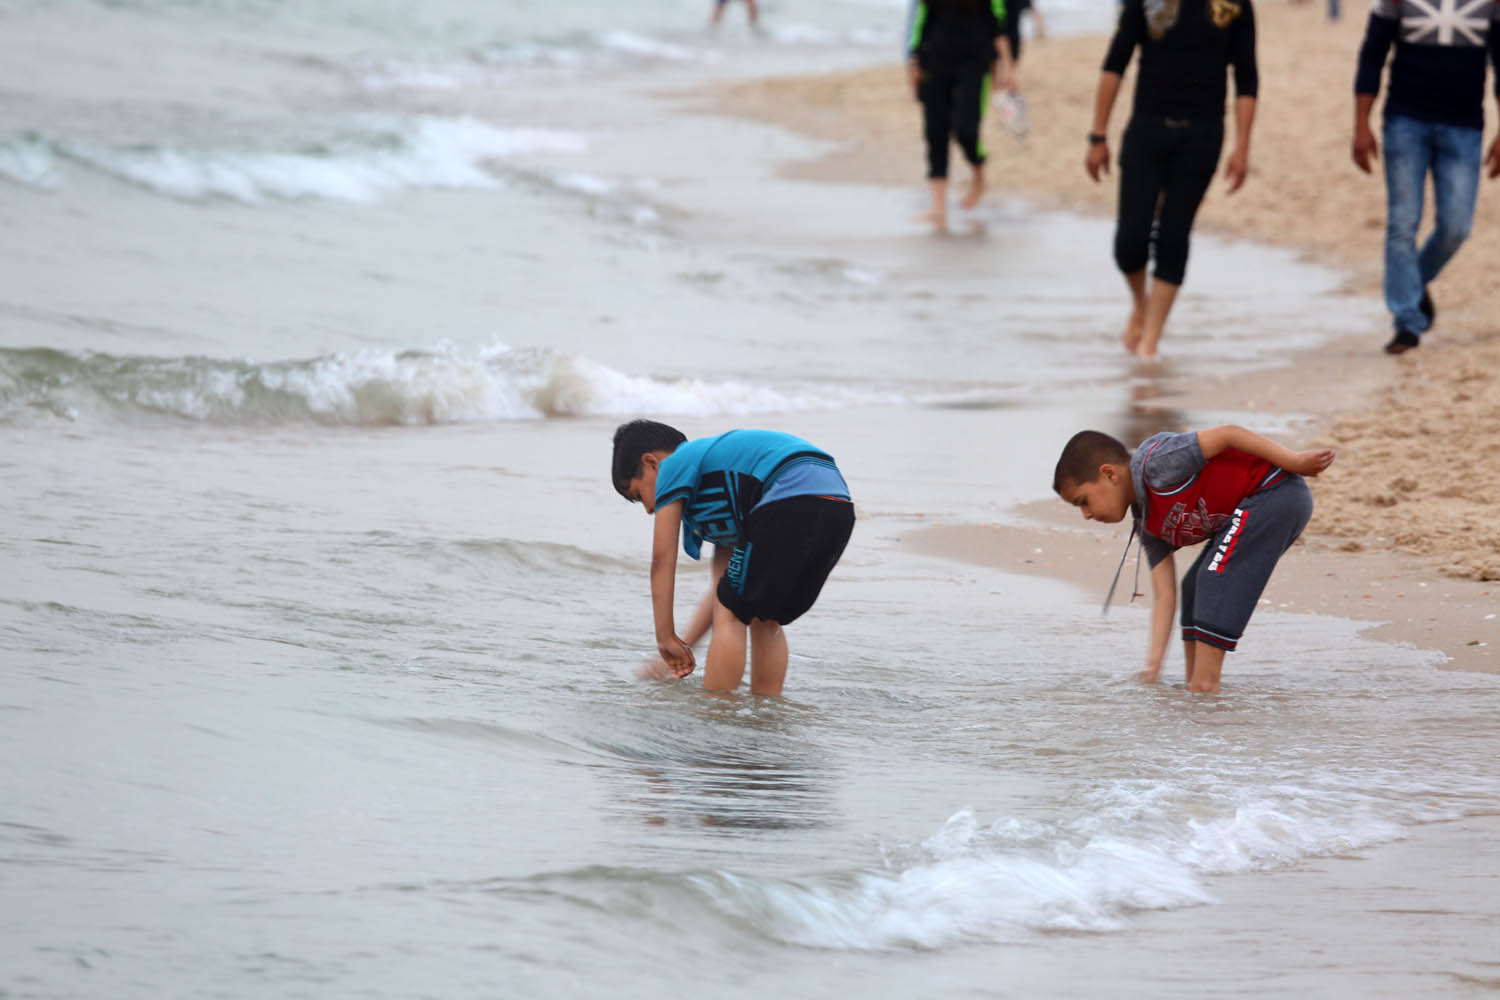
657, 635, 695, 678
635, 658, 672, 681
1286, 449, 1336, 477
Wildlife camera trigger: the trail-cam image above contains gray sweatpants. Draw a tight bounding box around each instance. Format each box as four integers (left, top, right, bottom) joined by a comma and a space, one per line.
1179, 475, 1313, 652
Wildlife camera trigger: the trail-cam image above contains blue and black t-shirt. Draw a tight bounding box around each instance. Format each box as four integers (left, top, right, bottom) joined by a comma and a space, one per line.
653, 430, 850, 560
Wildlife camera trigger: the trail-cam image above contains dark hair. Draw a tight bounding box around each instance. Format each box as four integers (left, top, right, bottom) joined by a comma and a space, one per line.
1053, 430, 1130, 493
611, 419, 687, 497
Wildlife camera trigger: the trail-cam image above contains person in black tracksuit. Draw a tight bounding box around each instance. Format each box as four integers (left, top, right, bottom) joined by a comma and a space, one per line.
1084, 0, 1259, 359
907, 0, 1014, 231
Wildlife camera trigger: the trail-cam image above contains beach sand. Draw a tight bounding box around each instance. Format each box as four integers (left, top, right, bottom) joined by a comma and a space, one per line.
708, 0, 1499, 670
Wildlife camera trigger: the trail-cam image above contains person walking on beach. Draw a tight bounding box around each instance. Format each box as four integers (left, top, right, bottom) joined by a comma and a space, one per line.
1052, 426, 1335, 693
1084, 0, 1259, 360
908, 0, 1015, 231
613, 421, 854, 697
1352, 0, 1500, 355
710, 0, 760, 30
994, 0, 1044, 137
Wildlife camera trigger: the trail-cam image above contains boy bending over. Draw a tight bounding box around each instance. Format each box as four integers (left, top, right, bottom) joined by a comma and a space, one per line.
612, 420, 855, 696
1052, 427, 1335, 692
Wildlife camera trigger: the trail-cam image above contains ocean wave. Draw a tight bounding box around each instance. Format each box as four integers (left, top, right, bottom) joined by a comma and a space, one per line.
12, 117, 587, 204
0, 133, 61, 190
0, 344, 905, 426
357, 28, 710, 93
493, 774, 1489, 952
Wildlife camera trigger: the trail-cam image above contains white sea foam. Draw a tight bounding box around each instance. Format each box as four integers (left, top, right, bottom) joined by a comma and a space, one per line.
673, 768, 1488, 953
596, 30, 700, 62
0, 344, 908, 425
44, 118, 588, 204
0, 134, 60, 190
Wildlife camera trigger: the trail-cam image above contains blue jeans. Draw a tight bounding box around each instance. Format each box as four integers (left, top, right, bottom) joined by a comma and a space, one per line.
1382, 114, 1482, 336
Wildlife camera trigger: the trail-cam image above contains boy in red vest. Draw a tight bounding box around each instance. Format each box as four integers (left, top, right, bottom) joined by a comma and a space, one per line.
1052, 427, 1335, 692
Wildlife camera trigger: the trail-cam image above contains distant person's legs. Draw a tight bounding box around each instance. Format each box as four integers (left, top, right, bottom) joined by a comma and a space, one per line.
709, 0, 758, 27
1135, 119, 1221, 359
951, 62, 990, 208
1381, 114, 1434, 352
1114, 117, 1167, 353
1416, 122, 1482, 311
919, 69, 957, 231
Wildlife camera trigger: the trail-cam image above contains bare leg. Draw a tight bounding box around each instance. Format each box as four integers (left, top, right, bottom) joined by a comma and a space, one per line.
709, 1, 725, 25
748, 619, 788, 696
1182, 638, 1196, 686
1187, 641, 1224, 693
702, 600, 747, 691
916, 178, 949, 233
745, 0, 759, 25
1122, 269, 1147, 353
960, 162, 985, 209
1136, 278, 1180, 360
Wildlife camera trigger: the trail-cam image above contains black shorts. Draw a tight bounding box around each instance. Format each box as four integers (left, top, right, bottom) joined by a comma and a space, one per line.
716, 496, 854, 626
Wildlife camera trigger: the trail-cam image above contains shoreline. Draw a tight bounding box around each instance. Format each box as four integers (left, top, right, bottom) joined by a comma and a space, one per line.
698, 0, 1499, 671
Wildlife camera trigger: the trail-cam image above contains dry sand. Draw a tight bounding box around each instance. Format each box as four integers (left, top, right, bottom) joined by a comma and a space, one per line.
706, 0, 1499, 670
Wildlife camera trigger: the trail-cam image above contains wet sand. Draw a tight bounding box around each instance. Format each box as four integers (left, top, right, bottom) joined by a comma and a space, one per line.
707, 0, 1500, 671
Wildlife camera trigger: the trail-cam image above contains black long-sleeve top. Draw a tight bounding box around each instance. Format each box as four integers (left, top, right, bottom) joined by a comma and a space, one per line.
1354, 0, 1500, 130
1103, 0, 1259, 123
908, 0, 1006, 68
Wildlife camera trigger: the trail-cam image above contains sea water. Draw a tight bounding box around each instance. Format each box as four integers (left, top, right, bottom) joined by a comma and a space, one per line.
3, 2, 1498, 998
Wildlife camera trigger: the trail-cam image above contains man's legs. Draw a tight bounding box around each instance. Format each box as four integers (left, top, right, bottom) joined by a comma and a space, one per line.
748, 620, 788, 696
1381, 115, 1433, 339
703, 599, 748, 691
1115, 119, 1164, 352
1418, 123, 1482, 288
1137, 122, 1220, 359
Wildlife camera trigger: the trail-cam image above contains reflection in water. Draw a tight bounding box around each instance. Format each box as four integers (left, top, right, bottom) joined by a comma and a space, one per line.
586, 702, 838, 835
1113, 377, 1190, 446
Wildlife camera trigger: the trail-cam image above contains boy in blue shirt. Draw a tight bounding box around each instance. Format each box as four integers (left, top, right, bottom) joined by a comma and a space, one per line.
612, 420, 855, 696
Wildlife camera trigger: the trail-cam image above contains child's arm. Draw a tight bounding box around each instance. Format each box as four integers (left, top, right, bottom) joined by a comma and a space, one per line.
679, 545, 730, 648
1196, 426, 1336, 477
1141, 553, 1176, 683
650, 502, 696, 676
636, 545, 725, 681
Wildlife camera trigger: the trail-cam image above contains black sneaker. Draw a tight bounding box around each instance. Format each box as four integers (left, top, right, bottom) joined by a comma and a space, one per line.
1384, 329, 1420, 355
1419, 289, 1435, 326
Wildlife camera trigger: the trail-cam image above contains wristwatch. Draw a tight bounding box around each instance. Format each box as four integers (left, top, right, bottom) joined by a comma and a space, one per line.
1087, 132, 1107, 144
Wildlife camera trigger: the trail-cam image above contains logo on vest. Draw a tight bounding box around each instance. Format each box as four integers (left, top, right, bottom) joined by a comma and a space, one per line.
1159, 498, 1230, 546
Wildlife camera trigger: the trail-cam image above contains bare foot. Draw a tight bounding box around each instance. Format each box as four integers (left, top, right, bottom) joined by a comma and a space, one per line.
960, 171, 985, 209
914, 207, 948, 233
1135, 329, 1162, 360
1121, 307, 1145, 353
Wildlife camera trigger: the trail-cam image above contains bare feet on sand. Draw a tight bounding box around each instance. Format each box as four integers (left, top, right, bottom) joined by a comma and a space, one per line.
959, 170, 985, 209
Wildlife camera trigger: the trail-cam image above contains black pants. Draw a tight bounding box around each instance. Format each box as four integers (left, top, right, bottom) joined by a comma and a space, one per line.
920, 62, 989, 180
1114, 116, 1223, 285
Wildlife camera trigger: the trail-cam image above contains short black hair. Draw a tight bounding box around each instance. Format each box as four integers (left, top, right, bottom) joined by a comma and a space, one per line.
611, 419, 687, 498
1053, 430, 1130, 493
